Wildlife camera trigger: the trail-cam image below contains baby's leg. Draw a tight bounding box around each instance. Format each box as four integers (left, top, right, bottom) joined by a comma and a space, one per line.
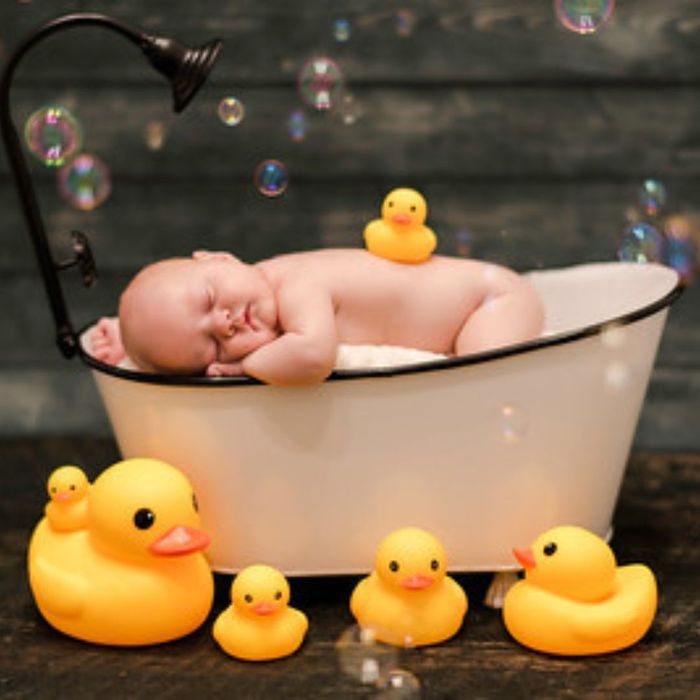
90, 317, 126, 365
455, 279, 544, 356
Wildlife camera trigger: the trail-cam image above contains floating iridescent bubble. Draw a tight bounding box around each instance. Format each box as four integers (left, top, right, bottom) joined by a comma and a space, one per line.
288, 109, 308, 142
600, 322, 626, 349
145, 120, 166, 151
217, 96, 245, 126
396, 9, 416, 37
501, 404, 528, 443
335, 626, 398, 686
617, 222, 664, 264
24, 105, 82, 167
254, 159, 289, 197
298, 57, 344, 111
639, 179, 666, 217
376, 669, 422, 699
664, 216, 697, 283
57, 153, 112, 210
334, 18, 351, 42
455, 229, 473, 257
554, 0, 615, 35
336, 92, 361, 126
605, 361, 629, 392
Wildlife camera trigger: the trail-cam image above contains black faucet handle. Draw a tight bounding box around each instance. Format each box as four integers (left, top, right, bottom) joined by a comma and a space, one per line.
56, 230, 98, 288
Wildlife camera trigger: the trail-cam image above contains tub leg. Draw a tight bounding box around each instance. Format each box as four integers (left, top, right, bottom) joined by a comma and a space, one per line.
483, 571, 519, 609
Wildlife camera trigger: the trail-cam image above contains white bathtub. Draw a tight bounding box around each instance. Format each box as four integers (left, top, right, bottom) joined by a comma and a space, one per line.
80, 261, 680, 575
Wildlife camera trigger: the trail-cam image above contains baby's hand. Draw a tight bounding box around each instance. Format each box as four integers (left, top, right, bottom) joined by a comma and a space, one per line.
91, 317, 126, 365
206, 361, 245, 378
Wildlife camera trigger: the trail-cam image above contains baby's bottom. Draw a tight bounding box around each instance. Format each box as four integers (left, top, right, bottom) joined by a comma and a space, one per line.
455, 283, 544, 356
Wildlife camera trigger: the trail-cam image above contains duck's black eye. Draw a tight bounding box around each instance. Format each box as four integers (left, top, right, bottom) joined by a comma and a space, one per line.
388, 201, 394, 207
50, 487, 56, 493
192, 492, 199, 513
410, 205, 416, 212
274, 591, 282, 600
430, 559, 440, 571
70, 484, 76, 490
389, 560, 399, 572
543, 542, 557, 556
244, 594, 253, 603
133, 508, 155, 530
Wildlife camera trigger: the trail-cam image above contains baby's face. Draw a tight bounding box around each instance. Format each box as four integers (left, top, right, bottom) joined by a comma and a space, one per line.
120, 254, 278, 374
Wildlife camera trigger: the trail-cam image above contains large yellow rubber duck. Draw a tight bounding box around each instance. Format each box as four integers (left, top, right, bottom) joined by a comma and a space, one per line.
350, 527, 467, 647
45, 465, 90, 532
28, 458, 214, 646
503, 525, 657, 656
213, 564, 308, 661
363, 188, 437, 263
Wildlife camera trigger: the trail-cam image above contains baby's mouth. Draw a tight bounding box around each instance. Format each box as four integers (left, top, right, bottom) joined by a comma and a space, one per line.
244, 304, 258, 331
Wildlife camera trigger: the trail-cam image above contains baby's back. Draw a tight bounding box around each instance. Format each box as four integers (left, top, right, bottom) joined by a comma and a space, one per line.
260, 249, 531, 355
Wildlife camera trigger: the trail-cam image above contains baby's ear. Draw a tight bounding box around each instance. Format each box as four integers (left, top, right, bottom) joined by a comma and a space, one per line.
193, 250, 238, 262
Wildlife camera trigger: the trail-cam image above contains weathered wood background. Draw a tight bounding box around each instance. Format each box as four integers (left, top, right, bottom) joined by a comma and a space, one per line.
1, 0, 700, 446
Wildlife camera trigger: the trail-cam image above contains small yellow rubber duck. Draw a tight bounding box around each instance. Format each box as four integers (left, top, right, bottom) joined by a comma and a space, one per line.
45, 465, 90, 532
213, 564, 308, 661
28, 458, 214, 646
503, 525, 657, 656
350, 527, 467, 647
363, 188, 437, 263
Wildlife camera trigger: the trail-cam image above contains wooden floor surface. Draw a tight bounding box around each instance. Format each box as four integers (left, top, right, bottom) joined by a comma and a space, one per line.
1, 439, 698, 698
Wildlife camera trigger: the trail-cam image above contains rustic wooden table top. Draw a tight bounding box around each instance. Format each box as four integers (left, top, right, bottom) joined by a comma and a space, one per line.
1, 438, 698, 698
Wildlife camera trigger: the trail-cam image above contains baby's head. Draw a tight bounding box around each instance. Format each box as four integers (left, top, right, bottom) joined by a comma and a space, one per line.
119, 251, 279, 375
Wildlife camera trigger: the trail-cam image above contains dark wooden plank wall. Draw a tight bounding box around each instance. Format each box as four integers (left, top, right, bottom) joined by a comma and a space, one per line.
1, 0, 700, 446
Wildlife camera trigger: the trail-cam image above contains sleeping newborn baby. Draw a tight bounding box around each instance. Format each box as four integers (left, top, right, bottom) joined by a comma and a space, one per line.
91, 248, 544, 385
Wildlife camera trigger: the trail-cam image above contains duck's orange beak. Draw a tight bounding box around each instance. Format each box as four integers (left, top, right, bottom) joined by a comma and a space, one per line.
149, 524, 210, 556
251, 601, 277, 616
513, 547, 536, 570
391, 212, 412, 225
400, 574, 434, 590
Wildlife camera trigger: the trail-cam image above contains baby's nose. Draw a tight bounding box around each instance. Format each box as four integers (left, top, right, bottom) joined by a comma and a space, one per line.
214, 309, 236, 338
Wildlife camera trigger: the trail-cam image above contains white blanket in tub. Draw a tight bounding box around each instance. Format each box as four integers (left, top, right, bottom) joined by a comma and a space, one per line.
87, 322, 447, 372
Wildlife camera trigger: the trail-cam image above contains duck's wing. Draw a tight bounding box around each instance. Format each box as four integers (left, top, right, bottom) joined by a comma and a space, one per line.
572, 566, 657, 643
29, 555, 86, 617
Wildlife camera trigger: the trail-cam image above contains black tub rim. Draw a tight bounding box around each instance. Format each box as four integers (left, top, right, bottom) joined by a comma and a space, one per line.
76, 266, 684, 387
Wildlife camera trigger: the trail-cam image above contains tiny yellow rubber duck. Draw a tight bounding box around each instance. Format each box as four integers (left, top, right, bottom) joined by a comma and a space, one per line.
45, 465, 90, 532
363, 188, 437, 263
28, 458, 214, 646
213, 564, 308, 661
503, 525, 657, 656
350, 527, 467, 647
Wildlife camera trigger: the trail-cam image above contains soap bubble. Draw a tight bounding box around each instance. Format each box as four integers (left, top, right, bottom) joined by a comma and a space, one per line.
334, 18, 351, 42
298, 57, 344, 111
554, 0, 614, 35
605, 361, 629, 392
217, 96, 245, 126
335, 625, 398, 685
288, 109, 308, 142
639, 179, 666, 217
617, 222, 664, 264
336, 92, 362, 126
600, 322, 626, 349
24, 106, 82, 167
664, 216, 697, 283
145, 120, 166, 151
455, 229, 473, 257
376, 669, 422, 699
57, 153, 111, 210
500, 404, 528, 443
396, 9, 417, 37
254, 159, 289, 197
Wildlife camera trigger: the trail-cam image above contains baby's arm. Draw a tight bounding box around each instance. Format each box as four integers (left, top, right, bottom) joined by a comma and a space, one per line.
90, 317, 127, 365
455, 267, 544, 356
239, 282, 338, 385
